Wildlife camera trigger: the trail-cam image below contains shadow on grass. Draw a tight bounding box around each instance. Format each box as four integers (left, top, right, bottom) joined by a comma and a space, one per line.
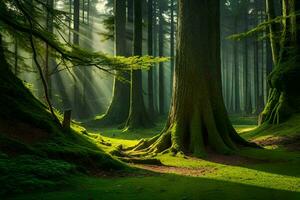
10, 173, 300, 200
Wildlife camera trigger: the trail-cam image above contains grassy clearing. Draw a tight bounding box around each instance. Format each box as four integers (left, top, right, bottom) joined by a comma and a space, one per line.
10, 115, 300, 200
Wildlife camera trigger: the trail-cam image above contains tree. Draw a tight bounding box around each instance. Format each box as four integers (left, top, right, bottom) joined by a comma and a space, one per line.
0, 0, 161, 126
260, 0, 300, 124
147, 0, 157, 118
158, 0, 166, 115
169, 0, 175, 95
243, 2, 252, 115
45, 0, 54, 99
73, 0, 82, 119
98, 0, 130, 126
124, 0, 152, 129
134, 0, 255, 156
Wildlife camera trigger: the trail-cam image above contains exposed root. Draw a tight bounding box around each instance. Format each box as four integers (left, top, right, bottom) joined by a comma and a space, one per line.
259, 89, 293, 125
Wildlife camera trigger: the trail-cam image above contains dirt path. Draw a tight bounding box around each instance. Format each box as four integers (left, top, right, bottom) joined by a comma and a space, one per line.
130, 154, 264, 177
133, 164, 217, 177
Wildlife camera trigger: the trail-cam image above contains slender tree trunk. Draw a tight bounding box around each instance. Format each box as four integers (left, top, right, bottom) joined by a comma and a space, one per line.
147, 0, 156, 118
68, 0, 72, 43
243, 10, 252, 115
153, 0, 159, 114
82, 0, 85, 23
45, 0, 54, 99
158, 0, 165, 115
170, 0, 175, 96
73, 0, 81, 118
233, 17, 240, 113
125, 0, 152, 129
127, 0, 134, 23
87, 0, 91, 24
73, 0, 80, 45
134, 0, 256, 156
99, 0, 130, 126
14, 35, 19, 76
257, 8, 265, 113
230, 43, 235, 112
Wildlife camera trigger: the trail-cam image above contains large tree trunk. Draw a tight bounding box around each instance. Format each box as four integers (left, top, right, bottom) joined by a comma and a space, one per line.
124, 0, 152, 130
259, 0, 300, 124
133, 0, 255, 156
99, 0, 130, 126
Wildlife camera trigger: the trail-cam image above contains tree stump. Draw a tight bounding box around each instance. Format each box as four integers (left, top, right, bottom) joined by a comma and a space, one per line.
63, 110, 72, 131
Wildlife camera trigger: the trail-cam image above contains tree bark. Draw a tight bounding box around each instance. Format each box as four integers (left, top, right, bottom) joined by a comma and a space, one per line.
158, 0, 165, 115
233, 17, 240, 113
266, 0, 280, 65
170, 0, 175, 96
14, 34, 19, 76
98, 0, 130, 126
133, 0, 256, 156
45, 0, 54, 99
124, 0, 152, 130
72, 0, 81, 118
147, 0, 156, 118
243, 9, 252, 115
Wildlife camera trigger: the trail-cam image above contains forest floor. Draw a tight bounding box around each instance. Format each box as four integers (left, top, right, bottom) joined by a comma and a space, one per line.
10, 115, 300, 200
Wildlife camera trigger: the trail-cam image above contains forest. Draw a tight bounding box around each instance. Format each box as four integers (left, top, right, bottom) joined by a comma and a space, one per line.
0, 0, 299, 199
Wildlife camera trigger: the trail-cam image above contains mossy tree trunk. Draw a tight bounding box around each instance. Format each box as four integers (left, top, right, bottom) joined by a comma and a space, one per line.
124, 0, 152, 130
98, 0, 130, 126
134, 0, 255, 156
259, 0, 300, 124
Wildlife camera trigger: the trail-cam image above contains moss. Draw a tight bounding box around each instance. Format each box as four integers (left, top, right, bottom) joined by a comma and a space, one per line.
0, 57, 126, 196
242, 114, 300, 142
0, 154, 76, 196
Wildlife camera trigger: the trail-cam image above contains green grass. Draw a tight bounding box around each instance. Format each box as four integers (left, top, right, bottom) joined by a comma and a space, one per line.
10, 174, 300, 200
10, 115, 300, 200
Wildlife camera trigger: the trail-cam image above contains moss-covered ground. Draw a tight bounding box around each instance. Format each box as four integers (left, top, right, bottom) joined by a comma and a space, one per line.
8, 115, 300, 200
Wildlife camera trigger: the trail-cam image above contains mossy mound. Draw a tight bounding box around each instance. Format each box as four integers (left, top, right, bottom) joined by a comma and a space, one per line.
0, 55, 125, 196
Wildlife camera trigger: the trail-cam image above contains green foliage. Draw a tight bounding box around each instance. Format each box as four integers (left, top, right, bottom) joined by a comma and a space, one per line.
100, 15, 115, 41
228, 12, 300, 41
0, 0, 168, 77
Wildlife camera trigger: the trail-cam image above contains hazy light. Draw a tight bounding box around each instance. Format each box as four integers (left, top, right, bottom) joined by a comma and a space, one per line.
96, 0, 107, 14
56, 0, 64, 10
